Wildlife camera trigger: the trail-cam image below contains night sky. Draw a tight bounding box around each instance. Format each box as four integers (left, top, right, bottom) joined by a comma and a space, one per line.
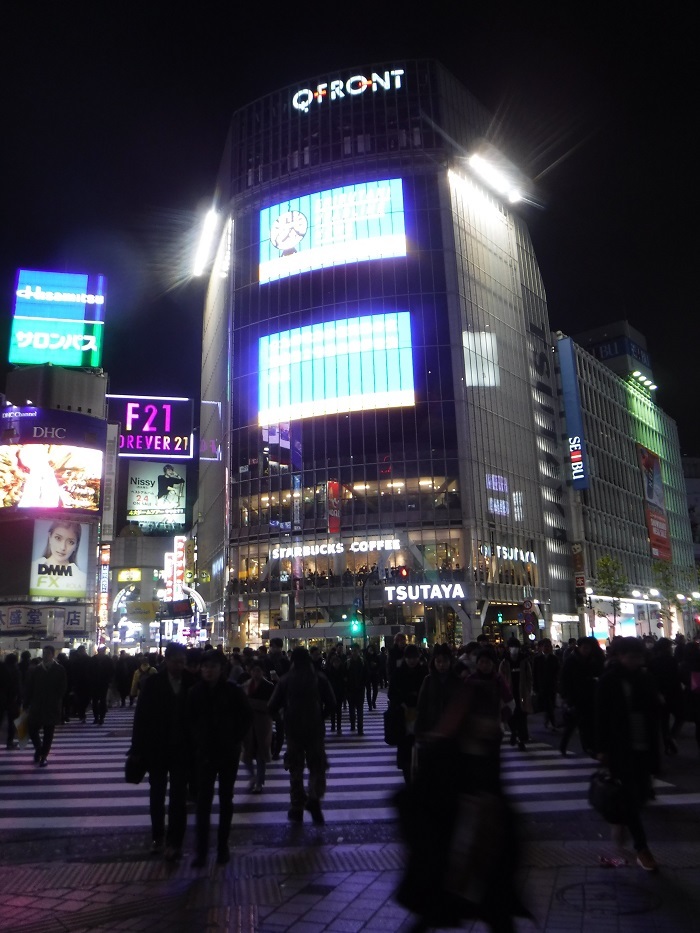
1, 6, 695, 450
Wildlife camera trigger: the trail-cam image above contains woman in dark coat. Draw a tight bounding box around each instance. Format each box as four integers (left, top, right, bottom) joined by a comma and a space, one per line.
388, 644, 427, 783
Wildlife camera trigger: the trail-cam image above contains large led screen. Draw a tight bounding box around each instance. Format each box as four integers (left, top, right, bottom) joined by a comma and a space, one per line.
29, 519, 92, 599
127, 461, 187, 527
259, 179, 406, 283
258, 312, 415, 425
9, 269, 106, 367
0, 408, 106, 511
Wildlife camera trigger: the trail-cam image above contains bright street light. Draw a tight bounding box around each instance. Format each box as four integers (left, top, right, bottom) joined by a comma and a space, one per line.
193, 208, 218, 277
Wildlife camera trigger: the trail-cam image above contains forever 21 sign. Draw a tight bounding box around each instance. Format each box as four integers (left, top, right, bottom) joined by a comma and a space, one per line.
107, 395, 194, 461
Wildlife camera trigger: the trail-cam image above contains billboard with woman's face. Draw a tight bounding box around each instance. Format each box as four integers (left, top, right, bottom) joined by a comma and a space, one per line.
29, 519, 92, 598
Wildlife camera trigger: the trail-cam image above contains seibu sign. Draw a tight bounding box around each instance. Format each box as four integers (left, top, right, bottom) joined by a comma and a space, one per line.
385, 582, 466, 603
271, 537, 400, 559
292, 69, 405, 113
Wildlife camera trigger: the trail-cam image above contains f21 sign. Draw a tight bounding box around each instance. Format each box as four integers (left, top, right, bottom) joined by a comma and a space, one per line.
106, 395, 194, 460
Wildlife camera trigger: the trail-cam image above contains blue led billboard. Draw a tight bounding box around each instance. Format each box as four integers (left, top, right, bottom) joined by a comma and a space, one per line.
9, 270, 106, 367
259, 179, 406, 283
258, 313, 415, 424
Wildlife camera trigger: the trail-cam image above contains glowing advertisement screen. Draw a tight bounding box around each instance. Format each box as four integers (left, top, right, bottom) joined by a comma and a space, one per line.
259, 312, 415, 424
259, 179, 406, 283
0, 408, 105, 511
30, 519, 92, 599
9, 269, 106, 367
127, 461, 187, 528
637, 445, 672, 561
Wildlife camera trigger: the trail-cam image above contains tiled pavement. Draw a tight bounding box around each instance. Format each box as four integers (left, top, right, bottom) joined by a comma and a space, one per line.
2, 839, 700, 932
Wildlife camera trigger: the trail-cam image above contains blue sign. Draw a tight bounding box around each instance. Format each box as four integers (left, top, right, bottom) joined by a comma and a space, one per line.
558, 337, 590, 490
9, 269, 106, 367
258, 312, 415, 425
259, 179, 406, 283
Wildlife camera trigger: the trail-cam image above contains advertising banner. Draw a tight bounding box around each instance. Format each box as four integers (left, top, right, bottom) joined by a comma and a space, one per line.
557, 337, 590, 489
637, 445, 672, 561
327, 480, 341, 534
259, 312, 415, 424
0, 407, 106, 512
9, 269, 106, 367
106, 395, 194, 460
29, 519, 92, 599
0, 604, 87, 633
259, 178, 406, 283
126, 461, 187, 529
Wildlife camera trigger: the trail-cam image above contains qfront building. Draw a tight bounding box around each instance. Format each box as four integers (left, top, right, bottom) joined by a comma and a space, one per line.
195, 60, 578, 646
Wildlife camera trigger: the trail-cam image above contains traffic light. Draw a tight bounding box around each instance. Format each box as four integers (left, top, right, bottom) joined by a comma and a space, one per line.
350, 616, 362, 635
497, 612, 503, 624
397, 566, 409, 580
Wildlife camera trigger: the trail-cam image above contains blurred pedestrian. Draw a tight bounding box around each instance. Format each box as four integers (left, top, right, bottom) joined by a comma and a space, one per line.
346, 644, 366, 735
559, 636, 603, 756
2, 654, 21, 749
388, 644, 427, 783
188, 650, 252, 867
88, 646, 114, 725
532, 638, 561, 732
240, 661, 274, 793
498, 638, 533, 751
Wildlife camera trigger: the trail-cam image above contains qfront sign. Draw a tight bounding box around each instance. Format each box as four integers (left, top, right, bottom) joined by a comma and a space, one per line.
292, 69, 405, 113
385, 582, 466, 603
270, 537, 400, 559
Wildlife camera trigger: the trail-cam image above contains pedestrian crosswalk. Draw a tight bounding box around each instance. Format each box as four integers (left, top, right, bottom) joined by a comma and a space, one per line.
0, 693, 696, 831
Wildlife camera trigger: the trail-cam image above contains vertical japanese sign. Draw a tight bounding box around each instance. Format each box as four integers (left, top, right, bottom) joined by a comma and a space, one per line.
327, 480, 341, 534
637, 445, 672, 561
173, 535, 187, 600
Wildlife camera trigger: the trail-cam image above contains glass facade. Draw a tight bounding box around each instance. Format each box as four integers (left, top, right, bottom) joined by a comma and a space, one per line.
199, 60, 574, 646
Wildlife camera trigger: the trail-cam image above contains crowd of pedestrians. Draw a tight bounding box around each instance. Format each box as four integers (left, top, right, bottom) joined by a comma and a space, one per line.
2, 629, 700, 923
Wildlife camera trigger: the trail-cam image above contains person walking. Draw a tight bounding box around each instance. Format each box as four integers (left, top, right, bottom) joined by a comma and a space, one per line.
188, 650, 252, 867
129, 642, 195, 861
364, 644, 381, 710
268, 646, 336, 824
70, 644, 91, 722
559, 636, 604, 756
595, 637, 661, 871
498, 638, 534, 751
24, 645, 67, 767
346, 643, 366, 735
88, 646, 114, 725
240, 660, 274, 793
532, 638, 561, 732
325, 652, 347, 735
388, 644, 427, 783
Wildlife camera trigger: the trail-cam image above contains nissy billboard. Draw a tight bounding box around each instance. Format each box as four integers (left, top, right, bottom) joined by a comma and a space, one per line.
0, 408, 106, 512
259, 179, 406, 283
9, 269, 106, 367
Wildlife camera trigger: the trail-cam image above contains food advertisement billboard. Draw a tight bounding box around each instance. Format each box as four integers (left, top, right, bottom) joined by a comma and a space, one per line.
259, 178, 406, 283
9, 269, 106, 367
0, 408, 105, 512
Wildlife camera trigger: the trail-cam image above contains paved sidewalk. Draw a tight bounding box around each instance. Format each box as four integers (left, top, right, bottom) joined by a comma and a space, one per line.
1, 837, 699, 932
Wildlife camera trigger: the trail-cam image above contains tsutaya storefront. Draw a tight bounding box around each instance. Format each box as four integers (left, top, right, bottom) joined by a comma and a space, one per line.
249, 530, 541, 645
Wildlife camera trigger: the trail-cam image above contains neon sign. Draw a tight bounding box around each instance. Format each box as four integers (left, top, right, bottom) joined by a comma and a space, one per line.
385, 582, 466, 603
107, 395, 194, 460
270, 538, 400, 560
292, 69, 405, 113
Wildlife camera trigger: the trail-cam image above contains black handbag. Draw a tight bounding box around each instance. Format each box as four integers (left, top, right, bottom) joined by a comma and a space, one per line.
588, 769, 627, 823
124, 752, 147, 785
384, 705, 404, 746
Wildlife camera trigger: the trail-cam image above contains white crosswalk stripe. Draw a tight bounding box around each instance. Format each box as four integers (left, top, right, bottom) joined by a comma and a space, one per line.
0, 693, 695, 831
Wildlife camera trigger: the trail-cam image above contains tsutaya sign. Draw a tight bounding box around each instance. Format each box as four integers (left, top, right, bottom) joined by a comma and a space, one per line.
385, 582, 466, 603
270, 537, 400, 559
292, 69, 405, 113
479, 544, 537, 563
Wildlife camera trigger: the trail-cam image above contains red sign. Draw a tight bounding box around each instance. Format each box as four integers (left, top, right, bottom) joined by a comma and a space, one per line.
327, 480, 341, 535
575, 574, 585, 588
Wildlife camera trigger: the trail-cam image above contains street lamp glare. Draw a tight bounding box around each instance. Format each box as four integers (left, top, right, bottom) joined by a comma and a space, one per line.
193, 208, 218, 277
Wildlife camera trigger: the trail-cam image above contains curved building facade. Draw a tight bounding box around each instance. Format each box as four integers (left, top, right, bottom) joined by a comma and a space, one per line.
197, 60, 572, 645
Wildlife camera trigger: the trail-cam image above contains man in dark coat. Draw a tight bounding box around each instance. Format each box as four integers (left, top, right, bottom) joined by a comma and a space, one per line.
558, 636, 603, 755
88, 646, 115, 725
532, 638, 561, 732
268, 646, 335, 824
188, 650, 252, 867
130, 642, 195, 861
24, 645, 67, 767
595, 637, 661, 872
